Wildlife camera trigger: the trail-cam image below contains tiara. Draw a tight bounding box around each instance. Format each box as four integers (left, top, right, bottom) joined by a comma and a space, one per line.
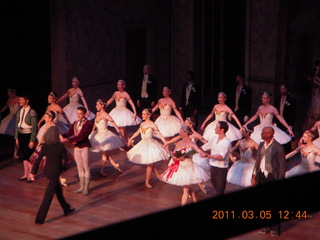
219, 91, 227, 98
143, 108, 152, 115
49, 92, 57, 99
98, 99, 107, 105
262, 92, 272, 98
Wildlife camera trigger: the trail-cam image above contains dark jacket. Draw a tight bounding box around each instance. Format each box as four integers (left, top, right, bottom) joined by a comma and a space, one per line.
137, 74, 157, 103
62, 119, 93, 148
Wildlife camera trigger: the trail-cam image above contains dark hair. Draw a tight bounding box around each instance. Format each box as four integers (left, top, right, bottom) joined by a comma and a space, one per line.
20, 94, 30, 101
44, 126, 60, 144
187, 70, 194, 78
237, 73, 245, 79
280, 83, 289, 90
46, 111, 56, 120
77, 106, 87, 114
218, 121, 229, 133
181, 124, 193, 135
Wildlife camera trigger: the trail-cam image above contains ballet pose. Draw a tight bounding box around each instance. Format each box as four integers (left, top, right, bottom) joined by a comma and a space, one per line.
243, 92, 294, 144
38, 92, 70, 135
56, 77, 95, 124
200, 92, 242, 142
161, 125, 209, 206
152, 86, 184, 139
285, 130, 320, 178
89, 99, 124, 176
106, 80, 141, 143
127, 108, 169, 189
0, 88, 20, 136
227, 126, 258, 187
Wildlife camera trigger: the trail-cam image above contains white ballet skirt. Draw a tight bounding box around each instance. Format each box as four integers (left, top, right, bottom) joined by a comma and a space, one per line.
154, 104, 181, 138
161, 156, 210, 186
250, 113, 291, 144
227, 147, 255, 187
286, 150, 320, 178
202, 111, 242, 142
192, 153, 211, 176
0, 103, 20, 136
89, 119, 123, 152
127, 127, 169, 164
62, 93, 95, 124
108, 98, 141, 127
53, 111, 69, 135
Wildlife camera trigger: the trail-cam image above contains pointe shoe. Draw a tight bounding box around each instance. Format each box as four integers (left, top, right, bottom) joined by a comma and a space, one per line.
200, 185, 207, 194
145, 184, 152, 189
64, 207, 75, 216
113, 164, 123, 173
35, 219, 44, 225
60, 177, 68, 187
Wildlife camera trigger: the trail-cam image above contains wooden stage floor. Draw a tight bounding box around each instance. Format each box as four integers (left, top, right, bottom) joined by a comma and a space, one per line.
0, 133, 319, 240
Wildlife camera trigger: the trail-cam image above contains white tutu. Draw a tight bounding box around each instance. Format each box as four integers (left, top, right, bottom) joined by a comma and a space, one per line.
192, 153, 211, 176
250, 113, 291, 144
161, 157, 210, 186
154, 104, 181, 138
89, 119, 123, 152
286, 151, 320, 178
108, 98, 141, 127
203, 111, 241, 142
127, 127, 169, 164
62, 93, 95, 124
227, 148, 255, 187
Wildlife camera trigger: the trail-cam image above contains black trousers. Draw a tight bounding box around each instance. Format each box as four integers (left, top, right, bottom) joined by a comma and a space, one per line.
36, 175, 70, 222
257, 171, 281, 233
17, 133, 34, 161
210, 166, 228, 196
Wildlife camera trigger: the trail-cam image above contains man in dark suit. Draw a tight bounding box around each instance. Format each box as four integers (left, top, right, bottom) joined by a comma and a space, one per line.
180, 71, 199, 129
251, 126, 286, 237
274, 84, 297, 153
62, 106, 93, 195
136, 64, 157, 114
231, 74, 252, 125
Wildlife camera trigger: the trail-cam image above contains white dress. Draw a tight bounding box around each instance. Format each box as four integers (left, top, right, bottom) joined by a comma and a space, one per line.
202, 111, 242, 142
89, 119, 123, 152
62, 93, 95, 124
154, 104, 181, 138
250, 113, 291, 144
192, 153, 211, 176
0, 103, 20, 136
109, 97, 141, 127
161, 150, 210, 186
286, 150, 320, 178
227, 146, 256, 187
127, 127, 169, 164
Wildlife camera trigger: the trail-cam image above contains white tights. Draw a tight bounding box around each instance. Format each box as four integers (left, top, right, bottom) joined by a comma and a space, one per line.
74, 147, 90, 178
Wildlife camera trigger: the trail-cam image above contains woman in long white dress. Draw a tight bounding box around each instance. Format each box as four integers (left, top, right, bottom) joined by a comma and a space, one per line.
200, 92, 243, 142
127, 108, 169, 189
227, 126, 258, 187
243, 92, 294, 144
38, 92, 70, 135
161, 125, 210, 206
56, 77, 95, 124
152, 86, 183, 140
89, 99, 124, 176
285, 130, 320, 178
106, 80, 141, 144
0, 88, 20, 136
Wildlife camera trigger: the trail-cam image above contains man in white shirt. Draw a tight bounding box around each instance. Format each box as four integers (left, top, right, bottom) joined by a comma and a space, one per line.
202, 121, 231, 196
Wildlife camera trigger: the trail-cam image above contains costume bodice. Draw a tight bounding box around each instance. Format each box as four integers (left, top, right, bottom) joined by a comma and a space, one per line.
239, 146, 254, 163
69, 92, 81, 104
95, 119, 109, 132
259, 113, 273, 126
115, 97, 127, 109
215, 111, 228, 121
159, 104, 172, 117
8, 103, 19, 116
300, 150, 320, 172
140, 127, 153, 140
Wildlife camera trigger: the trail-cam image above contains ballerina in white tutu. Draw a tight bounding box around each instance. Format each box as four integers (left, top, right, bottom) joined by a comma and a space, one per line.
152, 86, 183, 140
89, 99, 124, 176
200, 92, 243, 142
243, 92, 294, 144
127, 108, 169, 189
38, 92, 70, 135
310, 120, 320, 148
227, 126, 258, 187
161, 125, 209, 206
286, 130, 320, 178
106, 80, 141, 144
56, 77, 95, 124
0, 88, 20, 136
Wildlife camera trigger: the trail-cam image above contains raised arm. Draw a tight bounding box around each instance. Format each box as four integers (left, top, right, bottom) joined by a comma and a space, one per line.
78, 89, 90, 116
151, 100, 160, 113
243, 108, 260, 127
226, 106, 243, 130
200, 106, 216, 130
273, 107, 294, 137
285, 145, 302, 159
56, 90, 69, 104
105, 114, 122, 137
127, 93, 137, 120
171, 99, 184, 123
127, 127, 141, 146
153, 123, 167, 144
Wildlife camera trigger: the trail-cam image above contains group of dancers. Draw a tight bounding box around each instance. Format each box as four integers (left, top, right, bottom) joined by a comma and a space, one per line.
1, 75, 320, 225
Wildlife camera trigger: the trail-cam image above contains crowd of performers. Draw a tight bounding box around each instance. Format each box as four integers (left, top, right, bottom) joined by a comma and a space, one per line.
1, 64, 320, 231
